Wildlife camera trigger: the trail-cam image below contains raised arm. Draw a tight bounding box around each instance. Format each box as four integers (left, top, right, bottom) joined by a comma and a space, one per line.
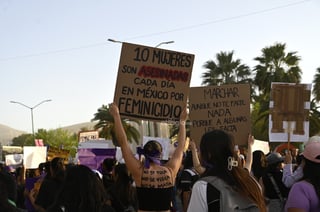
244, 134, 254, 172
109, 103, 141, 179
166, 106, 187, 175
282, 151, 304, 188
189, 139, 205, 175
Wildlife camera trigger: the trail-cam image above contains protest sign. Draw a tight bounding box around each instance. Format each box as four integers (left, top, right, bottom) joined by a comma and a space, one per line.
189, 84, 251, 146
114, 42, 194, 122
5, 154, 23, 166
23, 146, 47, 169
269, 82, 311, 142
252, 139, 270, 154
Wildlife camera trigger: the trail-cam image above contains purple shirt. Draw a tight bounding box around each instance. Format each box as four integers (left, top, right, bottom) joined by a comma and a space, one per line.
285, 180, 320, 212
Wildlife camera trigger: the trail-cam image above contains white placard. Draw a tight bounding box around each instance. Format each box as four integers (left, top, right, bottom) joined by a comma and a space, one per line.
23, 146, 47, 169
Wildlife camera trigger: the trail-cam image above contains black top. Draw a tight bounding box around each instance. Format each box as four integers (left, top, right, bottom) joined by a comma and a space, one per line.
136, 187, 173, 211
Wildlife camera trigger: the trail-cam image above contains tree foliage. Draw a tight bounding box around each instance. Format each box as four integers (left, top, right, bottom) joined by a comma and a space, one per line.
91, 104, 140, 146
202, 51, 252, 86
11, 128, 78, 156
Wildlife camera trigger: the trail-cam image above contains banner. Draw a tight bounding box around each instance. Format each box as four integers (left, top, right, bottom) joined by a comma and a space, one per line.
78, 130, 99, 143
77, 148, 116, 170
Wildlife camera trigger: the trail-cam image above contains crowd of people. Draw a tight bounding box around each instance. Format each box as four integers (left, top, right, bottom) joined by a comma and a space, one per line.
0, 103, 320, 212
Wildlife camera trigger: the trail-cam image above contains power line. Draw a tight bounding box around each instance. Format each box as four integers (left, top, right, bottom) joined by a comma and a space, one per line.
0, 42, 106, 62
125, 0, 311, 40
0, 0, 310, 62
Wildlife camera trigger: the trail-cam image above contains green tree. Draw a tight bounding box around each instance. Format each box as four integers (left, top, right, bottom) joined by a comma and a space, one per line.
309, 98, 320, 136
11, 128, 78, 157
201, 51, 252, 86
92, 104, 140, 146
41, 128, 78, 157
312, 67, 320, 102
309, 67, 320, 136
11, 134, 34, 146
252, 43, 302, 140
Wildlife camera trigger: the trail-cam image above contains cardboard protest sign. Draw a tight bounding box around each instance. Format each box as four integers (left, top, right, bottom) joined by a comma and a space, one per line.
114, 42, 194, 122
269, 82, 311, 142
189, 84, 251, 146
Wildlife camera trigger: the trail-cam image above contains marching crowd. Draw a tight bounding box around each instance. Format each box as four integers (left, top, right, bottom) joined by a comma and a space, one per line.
1, 103, 320, 212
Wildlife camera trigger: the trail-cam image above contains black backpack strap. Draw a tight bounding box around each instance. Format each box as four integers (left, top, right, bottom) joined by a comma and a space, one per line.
267, 173, 285, 202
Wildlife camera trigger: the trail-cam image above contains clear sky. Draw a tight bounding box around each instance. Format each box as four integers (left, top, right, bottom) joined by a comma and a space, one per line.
1, 0, 319, 133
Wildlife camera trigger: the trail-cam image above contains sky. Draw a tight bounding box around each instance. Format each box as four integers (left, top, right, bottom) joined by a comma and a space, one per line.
0, 0, 319, 133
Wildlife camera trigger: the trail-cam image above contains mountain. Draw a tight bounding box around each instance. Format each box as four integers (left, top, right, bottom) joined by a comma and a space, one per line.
0, 124, 26, 146
0, 122, 98, 146
60, 122, 97, 134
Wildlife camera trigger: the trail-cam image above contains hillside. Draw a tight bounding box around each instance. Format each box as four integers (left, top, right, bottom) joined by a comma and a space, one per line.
60, 122, 97, 134
0, 122, 98, 145
0, 124, 26, 145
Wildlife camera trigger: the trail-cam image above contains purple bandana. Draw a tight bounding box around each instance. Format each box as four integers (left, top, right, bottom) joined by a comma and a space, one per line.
137, 147, 161, 168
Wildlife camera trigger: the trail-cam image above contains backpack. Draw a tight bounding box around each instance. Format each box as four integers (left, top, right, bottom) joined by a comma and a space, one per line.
177, 168, 199, 190
201, 176, 259, 212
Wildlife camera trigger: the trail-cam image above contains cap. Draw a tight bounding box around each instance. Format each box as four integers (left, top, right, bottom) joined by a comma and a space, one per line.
304, 136, 320, 147
302, 142, 320, 163
267, 152, 284, 165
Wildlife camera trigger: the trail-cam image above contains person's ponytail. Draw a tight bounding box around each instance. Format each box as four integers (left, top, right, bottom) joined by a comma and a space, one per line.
232, 167, 267, 212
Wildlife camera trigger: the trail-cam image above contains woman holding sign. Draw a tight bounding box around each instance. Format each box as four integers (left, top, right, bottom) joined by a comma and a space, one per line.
110, 103, 187, 212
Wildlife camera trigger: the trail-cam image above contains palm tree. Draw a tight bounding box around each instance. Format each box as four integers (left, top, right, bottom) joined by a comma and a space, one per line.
312, 67, 320, 102
92, 104, 140, 146
201, 51, 252, 86
252, 43, 302, 140
253, 43, 301, 96
309, 98, 320, 136
309, 67, 320, 136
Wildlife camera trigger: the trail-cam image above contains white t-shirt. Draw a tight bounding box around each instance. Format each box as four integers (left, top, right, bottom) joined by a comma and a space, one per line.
187, 180, 208, 212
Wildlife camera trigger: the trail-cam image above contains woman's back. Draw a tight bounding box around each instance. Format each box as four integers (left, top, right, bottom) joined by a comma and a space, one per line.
136, 165, 175, 211
110, 103, 187, 211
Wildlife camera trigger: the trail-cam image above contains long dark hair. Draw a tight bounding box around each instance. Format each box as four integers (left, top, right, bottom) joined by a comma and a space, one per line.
112, 163, 137, 208
303, 158, 320, 201
252, 150, 267, 181
199, 130, 266, 212
48, 165, 108, 212
50, 157, 65, 182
